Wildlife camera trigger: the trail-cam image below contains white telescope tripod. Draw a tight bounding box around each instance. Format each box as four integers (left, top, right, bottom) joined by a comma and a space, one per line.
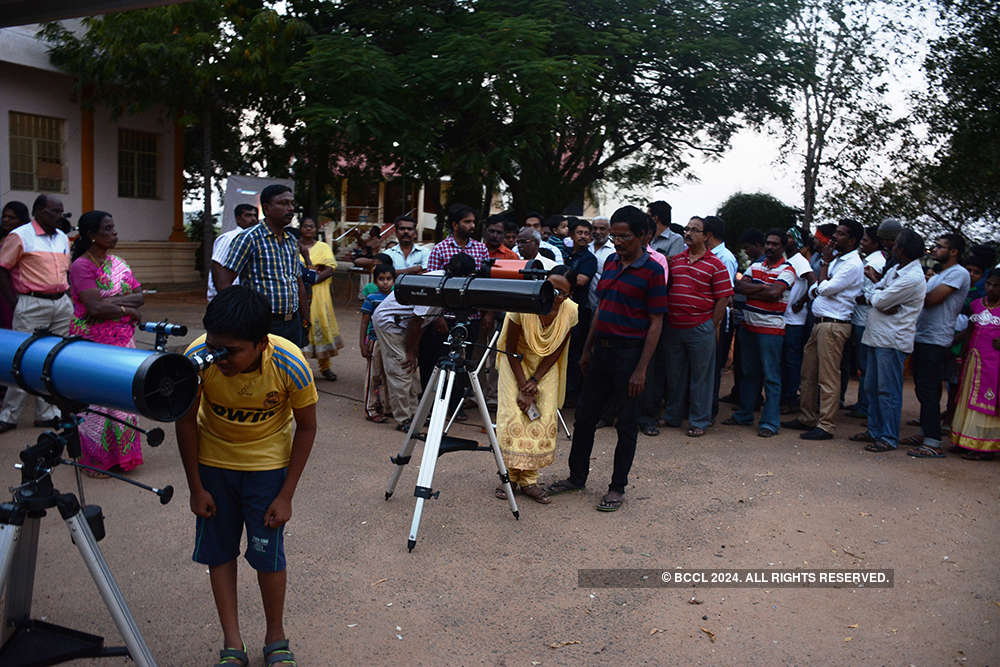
385, 320, 519, 551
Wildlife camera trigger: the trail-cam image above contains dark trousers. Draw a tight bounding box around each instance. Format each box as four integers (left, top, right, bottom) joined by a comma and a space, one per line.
270, 314, 303, 348
712, 314, 735, 418
565, 308, 592, 404
781, 323, 808, 406
568, 343, 643, 493
912, 342, 950, 446
420, 319, 482, 412
639, 332, 668, 427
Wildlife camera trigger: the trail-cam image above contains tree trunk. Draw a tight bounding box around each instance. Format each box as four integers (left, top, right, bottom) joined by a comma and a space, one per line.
201, 108, 214, 279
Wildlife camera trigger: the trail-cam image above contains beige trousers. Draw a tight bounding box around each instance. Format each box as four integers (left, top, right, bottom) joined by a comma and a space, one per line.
373, 321, 421, 425
798, 321, 852, 434
1, 294, 73, 424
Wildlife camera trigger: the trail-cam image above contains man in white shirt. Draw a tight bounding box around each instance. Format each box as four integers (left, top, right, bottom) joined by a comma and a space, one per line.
783, 219, 864, 440
588, 216, 615, 311
514, 228, 559, 271
853, 229, 927, 452
906, 232, 971, 458
846, 226, 888, 418
516, 212, 564, 262
207, 203, 258, 300
781, 229, 816, 413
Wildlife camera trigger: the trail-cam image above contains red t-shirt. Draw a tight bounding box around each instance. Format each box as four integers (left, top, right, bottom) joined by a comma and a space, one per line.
667, 249, 734, 328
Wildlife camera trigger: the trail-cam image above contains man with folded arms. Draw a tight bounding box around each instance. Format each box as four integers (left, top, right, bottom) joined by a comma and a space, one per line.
783, 220, 864, 440
852, 229, 927, 452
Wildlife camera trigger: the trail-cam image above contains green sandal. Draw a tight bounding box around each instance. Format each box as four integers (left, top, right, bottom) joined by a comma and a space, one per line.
264, 639, 297, 666
216, 644, 248, 667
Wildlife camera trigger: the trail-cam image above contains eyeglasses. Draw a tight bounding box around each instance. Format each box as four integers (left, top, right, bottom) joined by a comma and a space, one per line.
553, 288, 568, 298
609, 233, 634, 241
684, 227, 704, 234
515, 239, 536, 245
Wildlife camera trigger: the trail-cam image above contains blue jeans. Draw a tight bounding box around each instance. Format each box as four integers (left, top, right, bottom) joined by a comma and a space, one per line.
863, 346, 907, 448
781, 324, 807, 406
733, 329, 783, 433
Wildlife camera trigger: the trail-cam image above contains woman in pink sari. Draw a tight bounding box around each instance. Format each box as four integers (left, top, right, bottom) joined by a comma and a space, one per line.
69, 211, 145, 476
950, 269, 1000, 460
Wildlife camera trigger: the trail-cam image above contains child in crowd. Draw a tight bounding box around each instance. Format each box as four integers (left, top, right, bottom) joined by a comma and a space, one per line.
176, 286, 318, 667
360, 264, 395, 422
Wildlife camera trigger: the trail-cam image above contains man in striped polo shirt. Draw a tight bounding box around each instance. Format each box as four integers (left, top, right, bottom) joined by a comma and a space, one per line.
663, 217, 734, 437
546, 206, 667, 512
723, 230, 796, 437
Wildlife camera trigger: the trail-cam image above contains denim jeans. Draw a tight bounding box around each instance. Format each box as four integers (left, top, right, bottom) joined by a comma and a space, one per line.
732, 330, 784, 433
569, 343, 643, 493
912, 342, 950, 447
863, 346, 907, 448
781, 323, 807, 406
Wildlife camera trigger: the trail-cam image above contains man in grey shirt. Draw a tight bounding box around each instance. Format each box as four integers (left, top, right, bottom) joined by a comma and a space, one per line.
647, 200, 685, 258
907, 233, 971, 458
855, 229, 927, 452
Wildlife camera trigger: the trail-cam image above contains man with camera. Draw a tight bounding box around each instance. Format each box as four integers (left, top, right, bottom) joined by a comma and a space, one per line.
0, 194, 73, 433
547, 206, 667, 512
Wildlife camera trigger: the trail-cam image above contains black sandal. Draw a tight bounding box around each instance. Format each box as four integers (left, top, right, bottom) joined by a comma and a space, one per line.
263, 639, 296, 666
640, 423, 660, 436
216, 644, 248, 667
546, 478, 585, 495
864, 440, 895, 452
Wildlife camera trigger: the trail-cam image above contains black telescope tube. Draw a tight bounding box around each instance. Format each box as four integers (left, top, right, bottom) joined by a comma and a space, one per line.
394, 275, 555, 314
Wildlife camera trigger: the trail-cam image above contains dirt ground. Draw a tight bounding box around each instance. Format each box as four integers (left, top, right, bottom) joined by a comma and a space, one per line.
0, 290, 997, 666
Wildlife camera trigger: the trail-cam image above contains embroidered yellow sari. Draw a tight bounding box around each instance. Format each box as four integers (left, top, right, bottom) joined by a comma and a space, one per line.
496, 300, 578, 471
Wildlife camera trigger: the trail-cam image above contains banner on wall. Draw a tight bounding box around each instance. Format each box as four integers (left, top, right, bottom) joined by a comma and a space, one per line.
221, 175, 294, 233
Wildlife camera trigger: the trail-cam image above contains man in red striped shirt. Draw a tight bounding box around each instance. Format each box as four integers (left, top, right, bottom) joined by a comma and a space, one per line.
723, 230, 796, 436
663, 218, 734, 437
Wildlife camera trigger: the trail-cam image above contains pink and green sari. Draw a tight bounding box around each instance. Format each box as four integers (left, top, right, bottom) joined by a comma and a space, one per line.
69, 254, 143, 472
951, 298, 1000, 453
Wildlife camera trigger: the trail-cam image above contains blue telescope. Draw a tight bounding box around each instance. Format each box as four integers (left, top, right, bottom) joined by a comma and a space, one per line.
0, 329, 198, 422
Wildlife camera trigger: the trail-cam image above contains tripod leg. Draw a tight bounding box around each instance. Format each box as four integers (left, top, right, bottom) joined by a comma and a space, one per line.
1, 516, 39, 629
557, 409, 573, 439
444, 329, 501, 432
407, 368, 455, 551
63, 508, 156, 667
386, 366, 440, 500
466, 370, 519, 519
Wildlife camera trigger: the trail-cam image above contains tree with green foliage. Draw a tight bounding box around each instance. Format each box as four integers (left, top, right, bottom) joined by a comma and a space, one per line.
717, 192, 799, 251
780, 0, 913, 230
822, 0, 999, 243
42, 1, 309, 274
293, 0, 802, 221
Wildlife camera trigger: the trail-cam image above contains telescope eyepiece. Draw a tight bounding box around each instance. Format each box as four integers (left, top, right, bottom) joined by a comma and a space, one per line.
139, 321, 188, 337
188, 347, 229, 371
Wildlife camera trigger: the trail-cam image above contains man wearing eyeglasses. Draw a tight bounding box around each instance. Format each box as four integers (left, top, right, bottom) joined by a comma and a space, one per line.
514, 228, 560, 271
663, 216, 735, 437
546, 206, 667, 513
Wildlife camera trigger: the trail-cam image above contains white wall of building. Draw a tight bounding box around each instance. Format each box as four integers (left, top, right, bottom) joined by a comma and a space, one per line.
93, 106, 176, 240
1, 25, 176, 242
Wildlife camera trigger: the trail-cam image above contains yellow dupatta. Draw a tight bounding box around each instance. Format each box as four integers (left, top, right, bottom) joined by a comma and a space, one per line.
497, 298, 578, 408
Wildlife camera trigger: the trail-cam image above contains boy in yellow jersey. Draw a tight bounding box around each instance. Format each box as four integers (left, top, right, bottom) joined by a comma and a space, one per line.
176, 286, 317, 667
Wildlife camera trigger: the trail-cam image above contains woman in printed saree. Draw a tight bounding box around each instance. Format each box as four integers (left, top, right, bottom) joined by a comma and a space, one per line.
950, 269, 1000, 460
495, 270, 578, 504
68, 211, 144, 476
299, 217, 344, 380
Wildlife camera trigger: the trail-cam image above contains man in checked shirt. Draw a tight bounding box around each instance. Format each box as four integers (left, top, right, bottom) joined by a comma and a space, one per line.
215, 185, 310, 347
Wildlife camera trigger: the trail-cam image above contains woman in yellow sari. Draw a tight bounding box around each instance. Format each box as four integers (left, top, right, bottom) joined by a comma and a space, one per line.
496, 271, 578, 504
299, 218, 344, 380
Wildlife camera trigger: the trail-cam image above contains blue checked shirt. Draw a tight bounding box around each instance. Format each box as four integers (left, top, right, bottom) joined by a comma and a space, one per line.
223, 223, 303, 316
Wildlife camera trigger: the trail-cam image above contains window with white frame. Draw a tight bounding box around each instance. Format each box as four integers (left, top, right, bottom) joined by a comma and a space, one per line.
118, 128, 158, 198
9, 111, 66, 193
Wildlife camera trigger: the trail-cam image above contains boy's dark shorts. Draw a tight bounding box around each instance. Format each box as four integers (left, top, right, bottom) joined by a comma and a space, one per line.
193, 465, 288, 572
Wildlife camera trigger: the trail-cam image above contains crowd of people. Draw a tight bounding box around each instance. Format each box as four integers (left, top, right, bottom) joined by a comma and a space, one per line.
346, 199, 999, 513
2, 185, 996, 665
